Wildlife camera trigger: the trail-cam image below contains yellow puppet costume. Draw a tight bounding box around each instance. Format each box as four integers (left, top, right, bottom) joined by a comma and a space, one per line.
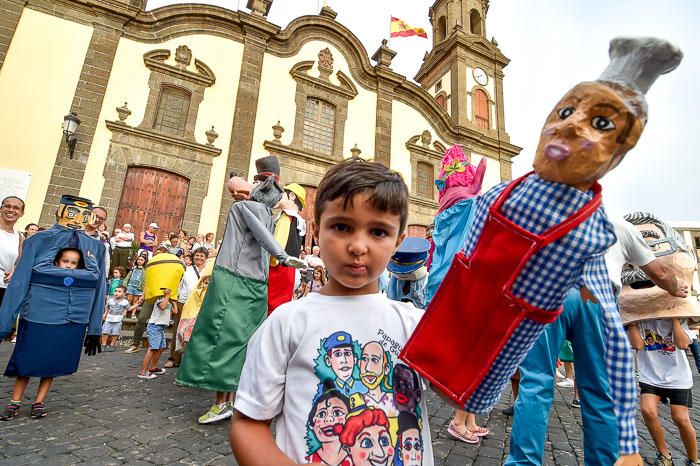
175, 259, 215, 352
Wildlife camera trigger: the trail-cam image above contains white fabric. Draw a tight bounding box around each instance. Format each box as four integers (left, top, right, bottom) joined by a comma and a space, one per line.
105, 297, 130, 323
604, 217, 655, 292
149, 297, 172, 325
177, 265, 204, 304
0, 229, 20, 289
115, 231, 134, 248
305, 254, 324, 268
235, 292, 434, 465
637, 319, 695, 389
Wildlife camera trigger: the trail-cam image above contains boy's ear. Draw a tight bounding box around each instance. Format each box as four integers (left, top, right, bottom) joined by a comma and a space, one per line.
311, 220, 320, 244
394, 231, 407, 252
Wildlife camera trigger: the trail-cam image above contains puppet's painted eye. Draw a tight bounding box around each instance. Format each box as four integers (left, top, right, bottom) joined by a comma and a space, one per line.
591, 116, 616, 130
557, 106, 574, 119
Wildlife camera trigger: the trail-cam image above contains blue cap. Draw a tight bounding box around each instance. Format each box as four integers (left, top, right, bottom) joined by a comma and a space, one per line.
387, 237, 430, 274
323, 331, 353, 352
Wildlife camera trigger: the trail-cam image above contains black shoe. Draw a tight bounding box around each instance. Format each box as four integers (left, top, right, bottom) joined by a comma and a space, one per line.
502, 406, 514, 416
572, 399, 581, 408
0, 402, 21, 421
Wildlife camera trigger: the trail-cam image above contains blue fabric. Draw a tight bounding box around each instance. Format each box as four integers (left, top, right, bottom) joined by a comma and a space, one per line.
387, 275, 428, 309
505, 289, 618, 465
5, 319, 87, 377
125, 267, 144, 295
0, 225, 107, 337
689, 340, 700, 373
147, 323, 167, 349
425, 198, 476, 303
102, 321, 122, 336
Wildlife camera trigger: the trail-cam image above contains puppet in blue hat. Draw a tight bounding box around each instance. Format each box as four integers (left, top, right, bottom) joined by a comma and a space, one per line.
386, 237, 430, 309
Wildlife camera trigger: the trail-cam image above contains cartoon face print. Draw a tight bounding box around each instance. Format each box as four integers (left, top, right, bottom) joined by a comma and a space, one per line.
326, 345, 356, 382
360, 342, 389, 390
393, 363, 421, 413
399, 428, 423, 466
348, 424, 393, 466
533, 81, 644, 190
310, 397, 349, 444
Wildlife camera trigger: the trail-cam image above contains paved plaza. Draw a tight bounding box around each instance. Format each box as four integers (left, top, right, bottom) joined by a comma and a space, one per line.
0, 343, 697, 465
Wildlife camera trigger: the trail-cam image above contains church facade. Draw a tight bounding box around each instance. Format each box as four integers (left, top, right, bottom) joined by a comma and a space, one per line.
0, 0, 520, 240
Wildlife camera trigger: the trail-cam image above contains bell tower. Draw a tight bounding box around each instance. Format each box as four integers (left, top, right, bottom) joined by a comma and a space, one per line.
416, 0, 512, 147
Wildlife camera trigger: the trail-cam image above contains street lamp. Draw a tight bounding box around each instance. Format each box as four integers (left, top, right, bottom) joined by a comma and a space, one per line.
62, 111, 80, 159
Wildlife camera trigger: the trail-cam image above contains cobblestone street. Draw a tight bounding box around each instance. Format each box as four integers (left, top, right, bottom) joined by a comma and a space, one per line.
0, 343, 697, 465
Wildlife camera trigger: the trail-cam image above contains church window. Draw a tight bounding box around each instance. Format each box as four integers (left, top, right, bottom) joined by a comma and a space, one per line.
470, 9, 482, 35
436, 16, 447, 42
473, 89, 489, 129
303, 98, 336, 155
416, 161, 434, 199
153, 85, 191, 136
435, 80, 442, 92
436, 94, 447, 110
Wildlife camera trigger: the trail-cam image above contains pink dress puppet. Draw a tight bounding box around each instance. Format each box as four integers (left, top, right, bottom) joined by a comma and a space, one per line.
401, 37, 682, 460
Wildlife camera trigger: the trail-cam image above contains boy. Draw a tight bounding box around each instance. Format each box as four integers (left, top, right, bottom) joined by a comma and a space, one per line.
230, 159, 434, 465
138, 288, 174, 379
101, 285, 137, 352
628, 317, 698, 466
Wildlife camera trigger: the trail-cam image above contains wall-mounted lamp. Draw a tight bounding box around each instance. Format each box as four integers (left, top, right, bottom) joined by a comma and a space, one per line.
62, 111, 81, 159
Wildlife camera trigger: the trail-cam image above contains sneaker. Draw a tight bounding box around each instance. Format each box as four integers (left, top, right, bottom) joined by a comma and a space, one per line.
149, 367, 166, 375
10, 337, 16, 344
137, 371, 157, 379
501, 406, 514, 416
685, 459, 700, 466
0, 402, 21, 421
571, 399, 581, 408
106, 346, 114, 352
30, 402, 47, 419
124, 346, 140, 354
198, 403, 234, 424
556, 378, 574, 388
654, 452, 672, 466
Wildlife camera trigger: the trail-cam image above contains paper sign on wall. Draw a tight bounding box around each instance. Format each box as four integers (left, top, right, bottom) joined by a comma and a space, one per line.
0, 167, 32, 202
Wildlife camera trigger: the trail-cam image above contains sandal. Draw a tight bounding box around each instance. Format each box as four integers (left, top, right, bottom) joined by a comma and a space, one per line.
447, 422, 479, 444
164, 360, 179, 368
467, 426, 490, 437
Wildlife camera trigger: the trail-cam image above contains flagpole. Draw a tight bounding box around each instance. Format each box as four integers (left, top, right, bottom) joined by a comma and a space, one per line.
387, 14, 391, 48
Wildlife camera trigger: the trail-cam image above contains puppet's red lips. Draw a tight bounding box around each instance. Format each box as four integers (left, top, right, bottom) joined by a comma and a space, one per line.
544, 143, 570, 160
396, 393, 409, 404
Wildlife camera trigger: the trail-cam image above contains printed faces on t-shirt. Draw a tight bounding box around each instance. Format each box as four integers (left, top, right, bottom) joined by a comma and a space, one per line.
305, 330, 424, 466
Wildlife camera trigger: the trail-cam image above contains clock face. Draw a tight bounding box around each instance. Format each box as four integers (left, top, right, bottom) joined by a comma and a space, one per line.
473, 67, 488, 86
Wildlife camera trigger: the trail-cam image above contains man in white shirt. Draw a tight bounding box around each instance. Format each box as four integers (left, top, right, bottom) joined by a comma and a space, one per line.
112, 223, 135, 272
305, 245, 324, 268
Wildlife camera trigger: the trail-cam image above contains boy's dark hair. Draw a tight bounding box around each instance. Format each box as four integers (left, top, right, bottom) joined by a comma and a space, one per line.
53, 248, 85, 269
113, 266, 126, 277
169, 233, 178, 241
115, 285, 127, 292
314, 159, 409, 233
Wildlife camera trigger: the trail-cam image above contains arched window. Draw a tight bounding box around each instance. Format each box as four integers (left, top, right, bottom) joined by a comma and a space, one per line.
153, 85, 191, 136
473, 89, 489, 129
303, 98, 335, 155
469, 9, 482, 36
416, 161, 434, 199
435, 94, 447, 110
436, 16, 447, 42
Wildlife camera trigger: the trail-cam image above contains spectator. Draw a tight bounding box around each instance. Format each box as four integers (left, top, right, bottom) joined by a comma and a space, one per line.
101, 285, 137, 352
107, 266, 126, 298
177, 230, 187, 243
187, 236, 197, 252
85, 207, 110, 273
192, 234, 205, 250
183, 253, 193, 267
165, 247, 208, 368
203, 232, 215, 250
305, 245, 323, 268
137, 288, 175, 379
124, 254, 147, 317
166, 234, 184, 258
111, 223, 135, 273
0, 196, 24, 305
302, 266, 326, 296
23, 223, 38, 238
138, 223, 159, 258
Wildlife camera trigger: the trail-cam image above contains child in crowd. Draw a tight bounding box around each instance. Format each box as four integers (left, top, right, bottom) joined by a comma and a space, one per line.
138, 288, 175, 379
107, 266, 126, 297
166, 234, 184, 258
628, 317, 698, 466
230, 159, 435, 465
124, 254, 147, 317
302, 265, 326, 296
203, 232, 215, 250
101, 285, 137, 352
0, 248, 84, 421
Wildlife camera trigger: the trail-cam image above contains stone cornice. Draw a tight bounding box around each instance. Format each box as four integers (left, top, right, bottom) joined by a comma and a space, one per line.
410, 195, 439, 210
143, 49, 216, 87
263, 140, 338, 167
106, 120, 221, 160
290, 62, 358, 100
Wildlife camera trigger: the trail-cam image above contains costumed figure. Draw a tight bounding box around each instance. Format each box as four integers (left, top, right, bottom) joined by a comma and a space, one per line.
175, 258, 215, 353
0, 195, 106, 419
401, 37, 682, 461
387, 237, 431, 310
268, 182, 307, 313
620, 212, 700, 325
176, 156, 304, 416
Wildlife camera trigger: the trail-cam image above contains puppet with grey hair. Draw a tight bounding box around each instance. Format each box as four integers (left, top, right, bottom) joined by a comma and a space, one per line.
402, 37, 682, 462
619, 212, 700, 325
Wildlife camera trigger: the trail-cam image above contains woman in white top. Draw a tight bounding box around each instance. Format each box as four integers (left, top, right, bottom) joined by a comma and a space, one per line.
0, 196, 24, 305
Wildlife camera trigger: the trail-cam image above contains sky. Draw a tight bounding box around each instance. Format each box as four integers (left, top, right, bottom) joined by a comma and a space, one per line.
147, 0, 700, 222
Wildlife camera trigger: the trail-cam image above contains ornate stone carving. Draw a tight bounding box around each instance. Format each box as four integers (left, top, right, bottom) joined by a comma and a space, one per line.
421, 130, 432, 147
272, 121, 284, 141
318, 47, 334, 79
175, 45, 192, 67
350, 144, 361, 159
116, 102, 131, 122
205, 126, 218, 146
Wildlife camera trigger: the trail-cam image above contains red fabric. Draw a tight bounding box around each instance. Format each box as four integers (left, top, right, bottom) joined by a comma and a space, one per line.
400, 173, 601, 405
267, 265, 295, 315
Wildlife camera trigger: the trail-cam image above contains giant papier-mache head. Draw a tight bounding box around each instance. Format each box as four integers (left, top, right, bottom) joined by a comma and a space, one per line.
533, 37, 683, 191
619, 212, 700, 324
55, 194, 94, 230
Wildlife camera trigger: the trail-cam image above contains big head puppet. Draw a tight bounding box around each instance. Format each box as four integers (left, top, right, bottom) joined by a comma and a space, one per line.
401, 37, 682, 458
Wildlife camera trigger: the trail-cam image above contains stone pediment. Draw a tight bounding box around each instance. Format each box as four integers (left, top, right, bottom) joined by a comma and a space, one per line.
143, 46, 215, 87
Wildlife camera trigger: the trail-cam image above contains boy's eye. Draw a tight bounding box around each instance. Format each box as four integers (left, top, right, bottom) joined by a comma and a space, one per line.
332, 223, 349, 232
371, 229, 388, 238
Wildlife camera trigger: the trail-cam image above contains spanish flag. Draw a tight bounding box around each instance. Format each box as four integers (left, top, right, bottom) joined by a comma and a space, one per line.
390, 16, 428, 39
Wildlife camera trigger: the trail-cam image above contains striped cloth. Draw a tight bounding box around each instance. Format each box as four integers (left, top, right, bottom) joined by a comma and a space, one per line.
461, 174, 638, 454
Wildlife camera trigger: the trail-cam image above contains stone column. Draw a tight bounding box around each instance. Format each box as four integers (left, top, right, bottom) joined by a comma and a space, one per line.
0, 0, 24, 71
371, 41, 402, 168
216, 13, 278, 237
39, 24, 122, 225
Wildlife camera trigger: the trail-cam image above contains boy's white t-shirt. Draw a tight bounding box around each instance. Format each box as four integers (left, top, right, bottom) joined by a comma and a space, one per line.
235, 292, 434, 466
148, 297, 172, 325
105, 297, 130, 323
636, 319, 695, 389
